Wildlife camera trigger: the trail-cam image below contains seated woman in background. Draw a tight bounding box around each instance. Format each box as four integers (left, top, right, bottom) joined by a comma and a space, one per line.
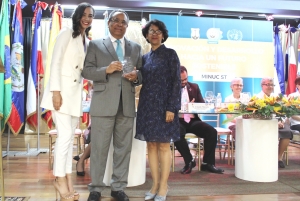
289, 76, 300, 133
278, 119, 293, 168
224, 77, 244, 138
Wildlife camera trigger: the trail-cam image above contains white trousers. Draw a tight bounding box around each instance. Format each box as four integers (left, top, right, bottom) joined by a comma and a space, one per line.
52, 110, 78, 177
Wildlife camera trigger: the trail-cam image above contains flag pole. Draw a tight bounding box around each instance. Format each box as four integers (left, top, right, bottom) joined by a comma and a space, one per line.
6, 128, 10, 155
37, 76, 40, 151
0, 118, 5, 199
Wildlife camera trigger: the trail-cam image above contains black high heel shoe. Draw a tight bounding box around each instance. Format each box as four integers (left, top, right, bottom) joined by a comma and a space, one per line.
76, 162, 85, 176
73, 155, 80, 161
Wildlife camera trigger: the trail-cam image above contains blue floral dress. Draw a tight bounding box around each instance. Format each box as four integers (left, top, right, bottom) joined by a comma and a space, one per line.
135, 45, 181, 142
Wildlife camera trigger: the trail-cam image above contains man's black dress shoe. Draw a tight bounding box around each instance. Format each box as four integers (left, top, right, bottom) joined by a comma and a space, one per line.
180, 159, 196, 174
87, 191, 101, 201
201, 164, 224, 174
111, 190, 130, 201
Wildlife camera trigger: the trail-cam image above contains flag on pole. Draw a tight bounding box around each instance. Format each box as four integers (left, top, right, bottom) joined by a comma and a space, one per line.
274, 25, 285, 95
41, 3, 62, 129
0, 0, 12, 133
26, 1, 47, 131
82, 79, 89, 127
285, 27, 298, 95
297, 24, 300, 76
8, 0, 27, 135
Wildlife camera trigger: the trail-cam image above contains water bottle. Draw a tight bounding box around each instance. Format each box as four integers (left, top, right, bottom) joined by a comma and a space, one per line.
216, 93, 222, 108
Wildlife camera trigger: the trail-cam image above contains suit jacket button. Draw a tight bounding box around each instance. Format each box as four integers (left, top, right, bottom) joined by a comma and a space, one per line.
75, 66, 78, 69
74, 79, 77, 82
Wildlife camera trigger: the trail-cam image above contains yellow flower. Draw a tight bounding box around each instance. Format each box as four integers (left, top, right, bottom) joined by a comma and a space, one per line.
274, 106, 281, 112
227, 103, 235, 112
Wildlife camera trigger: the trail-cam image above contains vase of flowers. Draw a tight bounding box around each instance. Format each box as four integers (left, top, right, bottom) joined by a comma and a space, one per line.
223, 94, 300, 124
240, 94, 300, 120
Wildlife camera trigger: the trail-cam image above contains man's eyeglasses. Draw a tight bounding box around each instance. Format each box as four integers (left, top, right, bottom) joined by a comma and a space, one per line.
110, 18, 128, 26
148, 29, 162, 35
262, 83, 275, 87
233, 84, 243, 87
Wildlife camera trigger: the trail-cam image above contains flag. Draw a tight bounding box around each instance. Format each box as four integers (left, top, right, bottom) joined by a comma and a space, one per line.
0, 0, 12, 133
8, 0, 27, 135
286, 28, 297, 95
26, 1, 47, 131
297, 24, 300, 76
274, 25, 285, 95
82, 79, 89, 127
41, 3, 62, 129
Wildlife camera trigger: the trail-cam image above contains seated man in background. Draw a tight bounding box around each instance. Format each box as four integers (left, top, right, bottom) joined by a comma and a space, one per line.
174, 66, 224, 174
256, 77, 292, 168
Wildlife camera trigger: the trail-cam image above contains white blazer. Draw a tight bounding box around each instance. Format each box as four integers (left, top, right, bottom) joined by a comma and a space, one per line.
41, 27, 89, 117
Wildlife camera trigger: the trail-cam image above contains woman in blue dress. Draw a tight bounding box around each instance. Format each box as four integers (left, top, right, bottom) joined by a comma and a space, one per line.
135, 19, 181, 201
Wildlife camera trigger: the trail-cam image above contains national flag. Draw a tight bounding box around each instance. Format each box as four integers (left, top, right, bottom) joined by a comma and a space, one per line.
41, 3, 62, 129
297, 24, 300, 76
286, 28, 298, 95
274, 25, 285, 95
8, 0, 27, 135
26, 1, 47, 131
82, 79, 89, 127
0, 0, 12, 133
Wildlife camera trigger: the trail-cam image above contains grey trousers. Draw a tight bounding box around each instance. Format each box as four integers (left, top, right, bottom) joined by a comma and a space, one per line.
88, 100, 134, 192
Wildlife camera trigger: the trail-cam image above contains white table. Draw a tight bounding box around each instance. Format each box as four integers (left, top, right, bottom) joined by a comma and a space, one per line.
103, 119, 146, 187
235, 117, 278, 182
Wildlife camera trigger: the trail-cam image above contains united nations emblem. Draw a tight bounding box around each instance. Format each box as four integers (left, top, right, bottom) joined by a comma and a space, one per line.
227, 29, 243, 41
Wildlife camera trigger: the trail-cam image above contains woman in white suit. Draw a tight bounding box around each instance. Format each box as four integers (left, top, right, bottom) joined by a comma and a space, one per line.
40, 3, 94, 201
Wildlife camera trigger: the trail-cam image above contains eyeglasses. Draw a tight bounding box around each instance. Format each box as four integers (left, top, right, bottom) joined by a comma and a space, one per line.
148, 29, 162, 35
262, 83, 275, 87
110, 18, 128, 26
233, 84, 243, 87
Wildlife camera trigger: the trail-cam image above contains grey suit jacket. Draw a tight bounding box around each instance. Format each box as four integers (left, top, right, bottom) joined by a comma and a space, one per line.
82, 37, 142, 117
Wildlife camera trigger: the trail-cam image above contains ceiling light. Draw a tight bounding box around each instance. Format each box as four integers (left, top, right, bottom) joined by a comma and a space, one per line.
266, 15, 274, 21
195, 11, 203, 17
258, 14, 300, 19
63, 5, 109, 10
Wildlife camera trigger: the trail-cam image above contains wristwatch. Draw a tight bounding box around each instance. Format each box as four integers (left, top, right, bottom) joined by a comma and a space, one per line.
133, 70, 139, 83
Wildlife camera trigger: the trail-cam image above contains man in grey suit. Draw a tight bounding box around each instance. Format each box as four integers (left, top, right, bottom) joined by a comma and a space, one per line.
82, 9, 142, 201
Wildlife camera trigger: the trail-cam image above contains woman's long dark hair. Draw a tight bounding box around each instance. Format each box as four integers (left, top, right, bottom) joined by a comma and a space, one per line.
72, 2, 95, 38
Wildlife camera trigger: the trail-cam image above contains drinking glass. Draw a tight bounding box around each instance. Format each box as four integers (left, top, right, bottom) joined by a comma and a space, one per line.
242, 92, 251, 103
205, 91, 214, 103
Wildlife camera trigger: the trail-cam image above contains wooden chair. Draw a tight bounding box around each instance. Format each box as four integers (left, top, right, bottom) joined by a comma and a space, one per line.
171, 134, 202, 172
48, 129, 83, 170
200, 114, 233, 165
283, 129, 300, 166
170, 113, 233, 172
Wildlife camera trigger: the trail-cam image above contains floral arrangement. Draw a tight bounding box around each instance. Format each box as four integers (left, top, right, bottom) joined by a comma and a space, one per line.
223, 94, 300, 123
